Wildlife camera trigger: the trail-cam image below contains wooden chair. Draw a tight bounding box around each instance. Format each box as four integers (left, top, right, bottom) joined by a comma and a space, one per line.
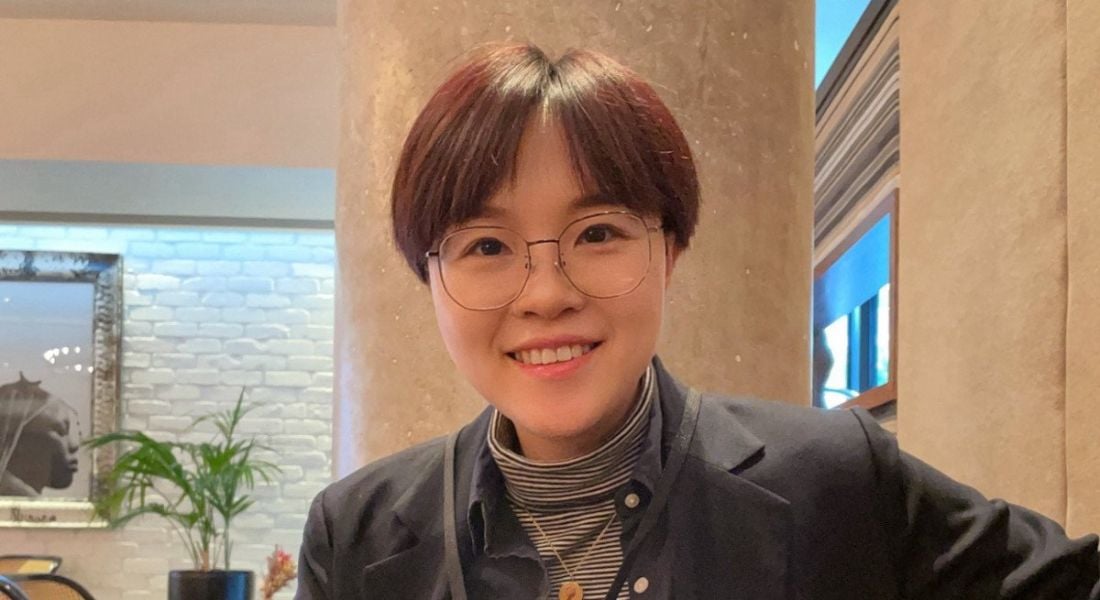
0, 575, 29, 600
0, 556, 62, 575
5, 574, 95, 600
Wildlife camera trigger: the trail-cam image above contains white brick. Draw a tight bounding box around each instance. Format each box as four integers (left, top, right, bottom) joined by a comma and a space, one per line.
234, 513, 275, 529
222, 307, 267, 323
242, 261, 289, 277
266, 245, 315, 262
308, 310, 335, 326
175, 369, 220, 385
196, 354, 242, 370
111, 227, 157, 241
125, 337, 175, 353
246, 324, 290, 339
275, 513, 307, 529
158, 385, 201, 400
221, 370, 263, 386
291, 263, 334, 278
291, 294, 333, 309
300, 388, 332, 405
202, 230, 248, 243
124, 351, 151, 368
297, 233, 335, 246
235, 418, 283, 434
313, 341, 334, 355
248, 232, 296, 245
68, 227, 110, 240
157, 229, 202, 241
222, 245, 265, 260
126, 399, 172, 416
129, 242, 175, 258
174, 243, 222, 259
227, 276, 275, 293
123, 290, 153, 306
287, 356, 333, 371
311, 247, 336, 262
308, 404, 333, 420
264, 371, 312, 387
173, 401, 217, 417
320, 279, 335, 294
124, 383, 155, 397
177, 338, 222, 354
272, 435, 322, 449
123, 321, 154, 336
198, 322, 244, 338
240, 355, 287, 370
266, 308, 310, 325
176, 307, 221, 322
245, 293, 291, 308
154, 291, 200, 306
152, 354, 197, 369
21, 225, 66, 238
134, 274, 180, 291
130, 306, 173, 321
288, 325, 334, 341
201, 291, 245, 307
280, 404, 309, 419
0, 237, 36, 250
148, 415, 194, 432
181, 276, 226, 291
275, 278, 319, 294
130, 368, 175, 384
267, 340, 314, 355
197, 261, 241, 276
283, 482, 325, 499
311, 373, 334, 387
224, 339, 266, 354
153, 322, 198, 337
151, 259, 196, 275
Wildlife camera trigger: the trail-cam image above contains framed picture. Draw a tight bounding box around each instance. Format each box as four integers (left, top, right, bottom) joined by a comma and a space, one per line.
0, 250, 121, 527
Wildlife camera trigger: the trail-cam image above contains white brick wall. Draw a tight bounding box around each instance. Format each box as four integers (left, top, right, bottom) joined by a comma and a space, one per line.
0, 224, 335, 600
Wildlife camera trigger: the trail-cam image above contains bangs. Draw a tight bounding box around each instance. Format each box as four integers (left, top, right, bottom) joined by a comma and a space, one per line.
391, 43, 699, 281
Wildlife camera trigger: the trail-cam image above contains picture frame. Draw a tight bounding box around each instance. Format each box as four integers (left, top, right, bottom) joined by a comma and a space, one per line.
0, 250, 122, 527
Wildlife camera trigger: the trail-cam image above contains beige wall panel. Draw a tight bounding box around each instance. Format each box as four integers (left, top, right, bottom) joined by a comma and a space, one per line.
898, 1, 1067, 520
1065, 0, 1100, 538
336, 0, 813, 471
0, 18, 338, 168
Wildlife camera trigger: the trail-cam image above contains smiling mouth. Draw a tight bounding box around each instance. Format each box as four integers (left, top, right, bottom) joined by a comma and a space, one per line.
508, 342, 601, 366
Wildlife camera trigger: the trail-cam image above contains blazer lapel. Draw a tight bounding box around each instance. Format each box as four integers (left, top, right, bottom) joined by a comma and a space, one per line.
654, 357, 793, 599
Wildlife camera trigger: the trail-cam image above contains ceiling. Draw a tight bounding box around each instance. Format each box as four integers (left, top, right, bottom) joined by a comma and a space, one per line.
0, 0, 336, 26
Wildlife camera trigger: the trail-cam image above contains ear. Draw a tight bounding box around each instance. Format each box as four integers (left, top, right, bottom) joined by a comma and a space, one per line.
663, 236, 682, 288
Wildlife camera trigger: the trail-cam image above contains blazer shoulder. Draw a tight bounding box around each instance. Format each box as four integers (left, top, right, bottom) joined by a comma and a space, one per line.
315, 435, 447, 521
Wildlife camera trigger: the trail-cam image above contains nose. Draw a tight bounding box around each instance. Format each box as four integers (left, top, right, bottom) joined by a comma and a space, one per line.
509, 241, 585, 318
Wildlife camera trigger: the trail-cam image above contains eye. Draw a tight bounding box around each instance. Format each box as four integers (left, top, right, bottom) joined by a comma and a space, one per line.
579, 225, 618, 244
468, 237, 508, 257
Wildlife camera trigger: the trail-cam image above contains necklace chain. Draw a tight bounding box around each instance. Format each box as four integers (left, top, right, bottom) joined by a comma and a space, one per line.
514, 502, 618, 585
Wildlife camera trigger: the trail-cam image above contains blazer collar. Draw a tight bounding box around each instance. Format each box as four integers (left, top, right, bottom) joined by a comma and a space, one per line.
652, 355, 765, 472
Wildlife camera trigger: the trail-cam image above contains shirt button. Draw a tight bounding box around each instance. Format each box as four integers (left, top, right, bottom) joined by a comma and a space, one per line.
624, 492, 641, 509
633, 577, 650, 594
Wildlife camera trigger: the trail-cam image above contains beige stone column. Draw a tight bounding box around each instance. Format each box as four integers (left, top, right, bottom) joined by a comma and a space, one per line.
900, 1, 1100, 531
335, 0, 814, 474
1066, 0, 1100, 538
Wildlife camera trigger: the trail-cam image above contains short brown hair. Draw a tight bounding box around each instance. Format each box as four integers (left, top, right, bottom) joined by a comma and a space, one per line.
391, 43, 700, 282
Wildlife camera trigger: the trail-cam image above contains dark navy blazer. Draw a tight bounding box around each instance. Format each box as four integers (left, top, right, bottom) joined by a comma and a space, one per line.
296, 358, 1100, 599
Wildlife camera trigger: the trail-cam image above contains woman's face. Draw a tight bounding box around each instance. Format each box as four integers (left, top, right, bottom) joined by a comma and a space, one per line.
5, 398, 80, 493
428, 119, 678, 461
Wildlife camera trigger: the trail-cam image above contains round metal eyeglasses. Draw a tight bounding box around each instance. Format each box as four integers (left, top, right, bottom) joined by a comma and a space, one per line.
426, 210, 664, 311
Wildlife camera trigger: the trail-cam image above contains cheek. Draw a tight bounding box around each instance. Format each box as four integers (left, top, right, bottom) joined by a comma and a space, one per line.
429, 277, 499, 365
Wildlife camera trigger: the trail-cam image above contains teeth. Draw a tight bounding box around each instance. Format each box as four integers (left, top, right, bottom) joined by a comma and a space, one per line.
514, 344, 595, 366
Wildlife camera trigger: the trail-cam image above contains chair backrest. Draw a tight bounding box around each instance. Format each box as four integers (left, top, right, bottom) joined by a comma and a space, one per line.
0, 556, 62, 575
0, 575, 30, 600
7, 574, 95, 600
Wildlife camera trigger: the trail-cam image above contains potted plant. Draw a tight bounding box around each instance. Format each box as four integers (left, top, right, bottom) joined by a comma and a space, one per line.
85, 391, 280, 600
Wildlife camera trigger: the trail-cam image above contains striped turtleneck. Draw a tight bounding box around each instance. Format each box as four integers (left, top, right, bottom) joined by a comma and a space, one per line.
488, 366, 654, 599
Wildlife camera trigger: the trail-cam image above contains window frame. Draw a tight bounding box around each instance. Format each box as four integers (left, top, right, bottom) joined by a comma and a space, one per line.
813, 189, 899, 411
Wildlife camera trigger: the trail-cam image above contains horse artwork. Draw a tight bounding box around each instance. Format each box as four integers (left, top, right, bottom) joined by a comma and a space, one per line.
0, 250, 121, 527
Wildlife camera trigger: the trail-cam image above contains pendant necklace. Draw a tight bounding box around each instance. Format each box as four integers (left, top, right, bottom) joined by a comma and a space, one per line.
515, 503, 618, 600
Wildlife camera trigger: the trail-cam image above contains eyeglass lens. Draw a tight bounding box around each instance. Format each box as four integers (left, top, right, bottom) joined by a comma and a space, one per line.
437, 212, 654, 310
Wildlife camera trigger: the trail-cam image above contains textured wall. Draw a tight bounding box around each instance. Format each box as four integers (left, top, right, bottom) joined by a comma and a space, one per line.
335, 0, 814, 472
0, 18, 337, 168
1066, 0, 1100, 538
900, 0, 1099, 535
0, 224, 334, 599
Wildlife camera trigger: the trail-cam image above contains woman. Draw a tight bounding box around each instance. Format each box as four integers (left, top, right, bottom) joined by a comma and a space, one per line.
297, 44, 1100, 599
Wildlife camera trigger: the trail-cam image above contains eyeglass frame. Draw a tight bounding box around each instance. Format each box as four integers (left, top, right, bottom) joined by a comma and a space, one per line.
425, 209, 665, 311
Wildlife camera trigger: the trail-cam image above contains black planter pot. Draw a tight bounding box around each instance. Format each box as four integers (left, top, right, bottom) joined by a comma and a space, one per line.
168, 570, 254, 600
